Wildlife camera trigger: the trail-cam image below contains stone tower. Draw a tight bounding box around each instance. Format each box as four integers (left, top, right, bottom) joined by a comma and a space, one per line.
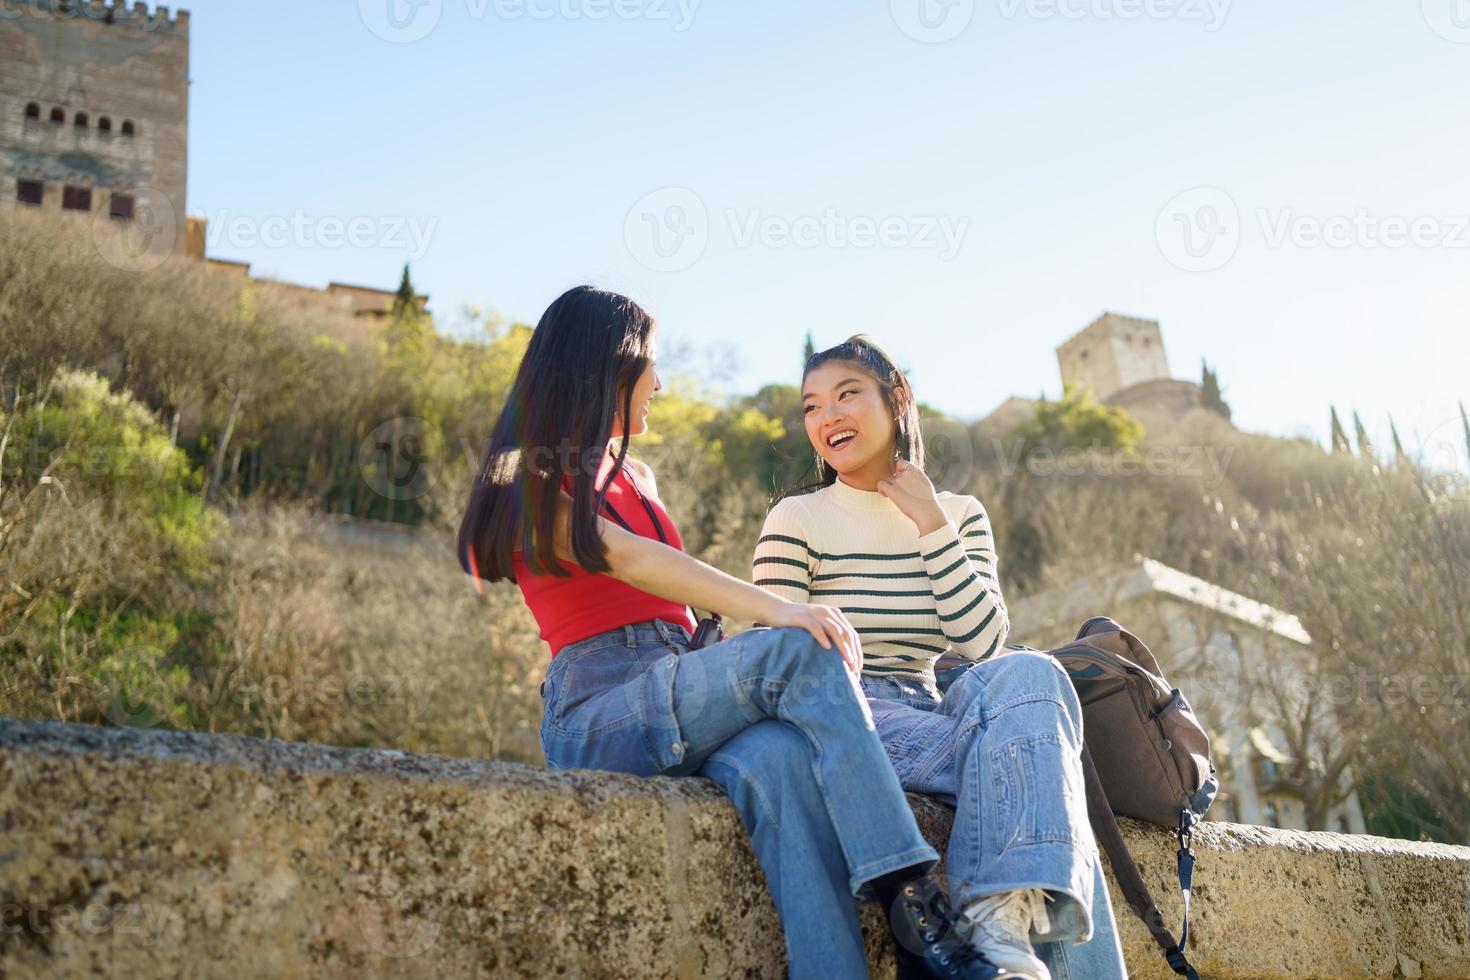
1055, 312, 1171, 401
0, 1, 190, 257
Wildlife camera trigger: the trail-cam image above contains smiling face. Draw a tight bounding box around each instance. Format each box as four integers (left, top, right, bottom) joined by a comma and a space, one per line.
802, 360, 902, 483
612, 346, 661, 440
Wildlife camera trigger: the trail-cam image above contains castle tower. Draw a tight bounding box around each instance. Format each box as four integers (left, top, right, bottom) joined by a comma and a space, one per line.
1055, 312, 1171, 401
1, 1, 190, 257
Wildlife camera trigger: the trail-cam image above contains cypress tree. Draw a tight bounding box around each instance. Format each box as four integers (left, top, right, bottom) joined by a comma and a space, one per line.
1201, 359, 1232, 421
1389, 416, 1411, 468
391, 263, 417, 319
1353, 411, 1375, 461
1329, 406, 1351, 454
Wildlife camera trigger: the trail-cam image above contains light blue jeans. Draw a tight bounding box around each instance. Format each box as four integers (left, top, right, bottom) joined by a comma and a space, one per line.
539, 619, 942, 979
863, 654, 1129, 979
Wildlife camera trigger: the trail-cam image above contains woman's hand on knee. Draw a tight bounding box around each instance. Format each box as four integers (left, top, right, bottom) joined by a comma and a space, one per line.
765, 602, 863, 674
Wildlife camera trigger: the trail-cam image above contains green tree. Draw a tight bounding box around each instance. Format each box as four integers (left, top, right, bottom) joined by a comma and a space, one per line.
1201, 359, 1232, 421
1329, 406, 1351, 454
1352, 411, 1375, 462
1013, 380, 1144, 455
802, 332, 816, 367
1388, 417, 1411, 469
391, 263, 419, 320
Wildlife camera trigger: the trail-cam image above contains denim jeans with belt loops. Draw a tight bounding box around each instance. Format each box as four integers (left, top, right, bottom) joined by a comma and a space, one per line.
862, 654, 1130, 980
539, 619, 943, 979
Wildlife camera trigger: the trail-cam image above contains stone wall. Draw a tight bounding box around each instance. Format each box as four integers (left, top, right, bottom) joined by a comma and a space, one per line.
2, 718, 1467, 978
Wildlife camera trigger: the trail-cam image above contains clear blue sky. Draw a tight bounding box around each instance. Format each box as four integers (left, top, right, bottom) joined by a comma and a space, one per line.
186, 0, 1469, 467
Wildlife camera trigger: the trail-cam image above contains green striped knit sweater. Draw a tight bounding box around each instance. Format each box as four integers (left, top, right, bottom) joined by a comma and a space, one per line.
752, 479, 1010, 684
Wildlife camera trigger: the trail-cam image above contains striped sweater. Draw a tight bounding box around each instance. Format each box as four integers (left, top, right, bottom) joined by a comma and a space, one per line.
752, 479, 1010, 684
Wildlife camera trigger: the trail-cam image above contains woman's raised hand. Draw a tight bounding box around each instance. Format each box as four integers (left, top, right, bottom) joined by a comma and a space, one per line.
765, 602, 864, 674
876, 459, 948, 536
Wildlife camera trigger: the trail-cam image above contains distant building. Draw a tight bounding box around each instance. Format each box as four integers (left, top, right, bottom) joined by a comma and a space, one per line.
1010, 559, 1368, 835
1, 0, 190, 253
2, 2, 427, 314
979, 312, 1209, 436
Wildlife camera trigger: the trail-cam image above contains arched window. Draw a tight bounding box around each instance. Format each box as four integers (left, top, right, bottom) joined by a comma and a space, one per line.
75, 112, 88, 129
121, 120, 136, 137
98, 117, 112, 134
25, 103, 40, 120
50, 107, 65, 125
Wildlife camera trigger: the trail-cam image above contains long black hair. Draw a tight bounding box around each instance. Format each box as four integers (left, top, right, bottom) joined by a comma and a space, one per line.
457, 286, 656, 582
776, 333, 924, 501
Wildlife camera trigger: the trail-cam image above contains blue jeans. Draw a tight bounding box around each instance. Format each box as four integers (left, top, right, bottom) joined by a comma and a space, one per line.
539, 620, 941, 979
862, 655, 1130, 980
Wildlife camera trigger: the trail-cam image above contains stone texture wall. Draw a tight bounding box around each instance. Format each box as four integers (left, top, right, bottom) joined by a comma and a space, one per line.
2, 718, 1467, 979
0, 1, 189, 254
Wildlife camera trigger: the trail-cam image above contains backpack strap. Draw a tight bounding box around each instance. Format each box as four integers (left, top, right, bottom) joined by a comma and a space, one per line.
1081, 745, 1200, 980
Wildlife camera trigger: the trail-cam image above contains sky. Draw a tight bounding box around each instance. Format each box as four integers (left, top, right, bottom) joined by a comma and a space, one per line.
183, 0, 1469, 468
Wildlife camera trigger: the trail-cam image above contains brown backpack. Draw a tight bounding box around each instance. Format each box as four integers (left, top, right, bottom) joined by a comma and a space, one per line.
1049, 616, 1216, 980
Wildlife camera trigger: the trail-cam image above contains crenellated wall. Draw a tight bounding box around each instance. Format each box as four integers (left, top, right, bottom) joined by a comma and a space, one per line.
2, 718, 1467, 979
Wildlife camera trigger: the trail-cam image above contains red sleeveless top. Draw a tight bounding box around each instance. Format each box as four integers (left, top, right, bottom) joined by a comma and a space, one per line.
512, 450, 696, 657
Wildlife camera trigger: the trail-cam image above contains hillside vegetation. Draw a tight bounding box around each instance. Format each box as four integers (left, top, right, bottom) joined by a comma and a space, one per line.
1, 211, 1465, 842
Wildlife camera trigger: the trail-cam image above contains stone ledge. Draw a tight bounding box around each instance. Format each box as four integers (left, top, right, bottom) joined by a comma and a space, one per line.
1, 718, 1466, 978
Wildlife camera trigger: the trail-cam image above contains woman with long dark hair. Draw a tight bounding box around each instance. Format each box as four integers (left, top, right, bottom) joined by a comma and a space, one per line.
458, 288, 1009, 979
752, 336, 1129, 980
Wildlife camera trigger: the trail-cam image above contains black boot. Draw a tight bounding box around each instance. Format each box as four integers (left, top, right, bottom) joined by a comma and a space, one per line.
881, 873, 1012, 980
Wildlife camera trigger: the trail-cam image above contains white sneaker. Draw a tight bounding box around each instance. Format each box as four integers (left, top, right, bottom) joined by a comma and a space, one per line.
962, 888, 1054, 980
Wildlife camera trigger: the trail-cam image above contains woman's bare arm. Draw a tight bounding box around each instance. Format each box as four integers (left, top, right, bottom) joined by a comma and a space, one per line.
548, 493, 862, 670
